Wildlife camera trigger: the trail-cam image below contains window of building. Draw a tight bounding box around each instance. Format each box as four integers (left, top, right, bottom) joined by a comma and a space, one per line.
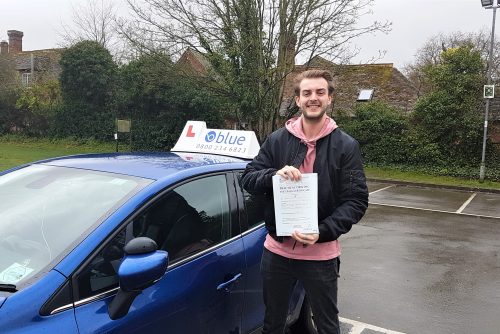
22, 73, 32, 86
357, 89, 374, 101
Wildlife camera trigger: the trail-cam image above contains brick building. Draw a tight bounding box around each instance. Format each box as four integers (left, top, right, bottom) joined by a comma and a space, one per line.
176, 48, 212, 76
279, 56, 418, 117
0, 30, 62, 86
178, 49, 417, 111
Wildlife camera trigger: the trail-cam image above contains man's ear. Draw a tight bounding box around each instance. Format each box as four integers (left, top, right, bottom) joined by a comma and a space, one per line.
295, 95, 300, 107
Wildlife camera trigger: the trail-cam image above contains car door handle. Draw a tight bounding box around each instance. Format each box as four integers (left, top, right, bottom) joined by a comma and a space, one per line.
217, 273, 242, 292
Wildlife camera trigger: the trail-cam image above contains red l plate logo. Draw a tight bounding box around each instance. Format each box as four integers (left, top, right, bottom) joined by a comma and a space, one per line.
186, 125, 196, 137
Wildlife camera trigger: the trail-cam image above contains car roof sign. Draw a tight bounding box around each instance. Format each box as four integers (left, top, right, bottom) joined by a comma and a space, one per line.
171, 121, 260, 159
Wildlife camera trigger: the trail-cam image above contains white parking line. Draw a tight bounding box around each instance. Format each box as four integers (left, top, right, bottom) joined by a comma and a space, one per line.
456, 192, 477, 213
369, 185, 394, 195
340, 317, 406, 334
369, 202, 500, 220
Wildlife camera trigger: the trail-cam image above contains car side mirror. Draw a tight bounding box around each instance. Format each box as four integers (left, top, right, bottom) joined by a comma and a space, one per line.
108, 237, 168, 320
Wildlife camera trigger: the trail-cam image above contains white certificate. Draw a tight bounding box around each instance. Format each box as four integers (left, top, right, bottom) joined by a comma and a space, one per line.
272, 173, 318, 236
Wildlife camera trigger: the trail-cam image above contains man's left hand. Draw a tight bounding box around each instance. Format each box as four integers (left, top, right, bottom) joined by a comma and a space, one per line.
291, 231, 319, 245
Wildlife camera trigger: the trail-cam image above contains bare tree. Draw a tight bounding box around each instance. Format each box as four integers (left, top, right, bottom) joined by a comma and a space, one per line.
120, 0, 391, 139
404, 30, 500, 97
59, 0, 127, 60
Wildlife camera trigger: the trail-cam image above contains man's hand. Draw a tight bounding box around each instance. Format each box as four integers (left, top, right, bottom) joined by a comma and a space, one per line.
276, 165, 302, 181
291, 231, 319, 245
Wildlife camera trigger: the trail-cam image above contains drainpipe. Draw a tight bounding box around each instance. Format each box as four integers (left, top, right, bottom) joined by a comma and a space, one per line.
31, 53, 34, 84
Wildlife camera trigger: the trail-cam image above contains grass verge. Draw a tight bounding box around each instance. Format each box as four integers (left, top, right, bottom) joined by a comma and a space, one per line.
365, 165, 500, 191
0, 136, 125, 171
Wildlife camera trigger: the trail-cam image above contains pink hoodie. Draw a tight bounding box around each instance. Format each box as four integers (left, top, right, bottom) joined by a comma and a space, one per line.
264, 115, 341, 260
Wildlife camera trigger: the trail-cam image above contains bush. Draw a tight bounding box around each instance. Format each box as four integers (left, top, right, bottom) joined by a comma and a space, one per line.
335, 99, 500, 181
117, 54, 225, 150
51, 102, 114, 140
411, 45, 484, 164
54, 41, 117, 140
15, 80, 62, 136
60, 41, 117, 106
337, 102, 411, 164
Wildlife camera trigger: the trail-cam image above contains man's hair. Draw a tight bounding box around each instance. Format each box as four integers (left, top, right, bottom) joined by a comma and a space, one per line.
293, 69, 335, 97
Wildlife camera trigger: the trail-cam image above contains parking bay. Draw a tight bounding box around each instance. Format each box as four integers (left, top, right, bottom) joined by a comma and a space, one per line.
338, 182, 500, 334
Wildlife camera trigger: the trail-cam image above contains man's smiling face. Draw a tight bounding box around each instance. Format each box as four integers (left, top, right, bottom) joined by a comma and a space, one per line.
295, 77, 333, 122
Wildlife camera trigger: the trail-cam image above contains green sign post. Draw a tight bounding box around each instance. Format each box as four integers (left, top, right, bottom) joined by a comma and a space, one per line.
484, 85, 495, 98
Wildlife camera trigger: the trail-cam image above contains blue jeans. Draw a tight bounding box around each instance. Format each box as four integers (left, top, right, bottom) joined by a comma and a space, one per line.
260, 248, 340, 334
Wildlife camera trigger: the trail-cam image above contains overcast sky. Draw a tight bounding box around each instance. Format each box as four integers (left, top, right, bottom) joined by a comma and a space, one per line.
0, 0, 496, 70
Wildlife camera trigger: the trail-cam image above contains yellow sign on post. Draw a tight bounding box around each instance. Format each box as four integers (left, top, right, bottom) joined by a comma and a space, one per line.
117, 119, 131, 133
484, 85, 495, 99
115, 119, 132, 152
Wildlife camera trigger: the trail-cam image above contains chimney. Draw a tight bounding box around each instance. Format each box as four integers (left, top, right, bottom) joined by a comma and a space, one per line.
0, 40, 8, 55
7, 30, 23, 53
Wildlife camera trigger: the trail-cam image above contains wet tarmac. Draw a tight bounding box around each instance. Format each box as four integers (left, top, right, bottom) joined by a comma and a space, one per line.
338, 182, 500, 334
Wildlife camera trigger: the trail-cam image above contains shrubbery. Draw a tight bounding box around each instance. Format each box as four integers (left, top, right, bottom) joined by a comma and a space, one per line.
338, 101, 500, 181
337, 101, 410, 164
116, 53, 225, 150
411, 46, 485, 165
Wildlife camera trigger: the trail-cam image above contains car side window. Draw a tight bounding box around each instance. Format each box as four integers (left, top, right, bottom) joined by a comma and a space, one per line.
75, 174, 231, 301
238, 173, 266, 230
140, 174, 230, 259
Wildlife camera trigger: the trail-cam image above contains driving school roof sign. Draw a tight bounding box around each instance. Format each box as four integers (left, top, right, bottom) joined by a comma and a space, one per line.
172, 121, 260, 159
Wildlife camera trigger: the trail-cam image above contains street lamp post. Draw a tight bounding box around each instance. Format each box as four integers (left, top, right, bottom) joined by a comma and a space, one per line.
480, 0, 498, 182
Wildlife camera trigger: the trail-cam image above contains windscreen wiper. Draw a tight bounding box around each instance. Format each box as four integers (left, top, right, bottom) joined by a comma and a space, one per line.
0, 284, 17, 292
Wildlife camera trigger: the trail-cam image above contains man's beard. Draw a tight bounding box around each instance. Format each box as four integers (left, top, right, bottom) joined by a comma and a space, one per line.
301, 103, 329, 121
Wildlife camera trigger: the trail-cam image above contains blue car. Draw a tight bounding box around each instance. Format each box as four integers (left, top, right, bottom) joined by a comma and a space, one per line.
0, 122, 314, 333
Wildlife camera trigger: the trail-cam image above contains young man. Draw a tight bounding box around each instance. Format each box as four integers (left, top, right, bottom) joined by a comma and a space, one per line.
241, 69, 369, 334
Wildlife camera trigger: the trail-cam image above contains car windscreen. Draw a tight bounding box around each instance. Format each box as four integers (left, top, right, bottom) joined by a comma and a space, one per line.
0, 164, 151, 289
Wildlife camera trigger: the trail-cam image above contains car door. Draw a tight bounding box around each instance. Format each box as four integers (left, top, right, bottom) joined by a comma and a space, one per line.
72, 173, 246, 333
232, 171, 268, 333
234, 172, 306, 333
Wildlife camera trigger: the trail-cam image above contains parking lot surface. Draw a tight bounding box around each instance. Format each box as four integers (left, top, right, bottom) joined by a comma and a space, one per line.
338, 182, 500, 334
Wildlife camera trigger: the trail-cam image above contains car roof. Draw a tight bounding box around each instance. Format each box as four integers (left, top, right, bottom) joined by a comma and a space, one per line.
35, 152, 249, 180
